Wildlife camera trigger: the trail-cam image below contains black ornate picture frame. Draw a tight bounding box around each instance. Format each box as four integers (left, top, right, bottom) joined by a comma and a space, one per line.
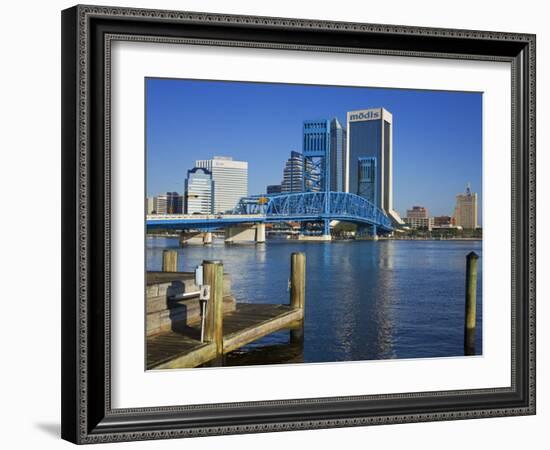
61, 4, 536, 444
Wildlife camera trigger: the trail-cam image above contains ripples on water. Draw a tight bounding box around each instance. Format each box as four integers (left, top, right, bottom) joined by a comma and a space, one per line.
147, 238, 482, 366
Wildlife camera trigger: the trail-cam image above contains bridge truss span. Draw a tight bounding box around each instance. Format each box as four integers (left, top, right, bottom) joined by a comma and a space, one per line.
235, 191, 393, 232
146, 192, 392, 233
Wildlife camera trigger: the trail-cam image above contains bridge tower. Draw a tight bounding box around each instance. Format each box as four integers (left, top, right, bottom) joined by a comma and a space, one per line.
303, 119, 331, 238
302, 120, 330, 193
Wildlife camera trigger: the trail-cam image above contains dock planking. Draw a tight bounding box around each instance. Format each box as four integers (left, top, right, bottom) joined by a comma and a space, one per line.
146, 252, 306, 370
147, 303, 303, 369
223, 304, 303, 353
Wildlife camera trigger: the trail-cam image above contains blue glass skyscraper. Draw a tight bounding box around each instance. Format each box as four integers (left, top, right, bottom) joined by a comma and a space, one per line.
357, 156, 376, 204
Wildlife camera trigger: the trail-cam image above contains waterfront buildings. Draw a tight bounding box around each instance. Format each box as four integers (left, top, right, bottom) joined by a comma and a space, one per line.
346, 108, 403, 225
434, 215, 452, 227
404, 216, 434, 231
152, 196, 166, 214
453, 183, 479, 229
153, 192, 183, 214
404, 205, 433, 230
281, 151, 306, 193
266, 184, 282, 194
195, 156, 248, 213
406, 206, 429, 219
185, 167, 213, 214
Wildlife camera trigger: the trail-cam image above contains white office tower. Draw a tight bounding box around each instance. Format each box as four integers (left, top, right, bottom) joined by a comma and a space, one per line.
195, 156, 248, 213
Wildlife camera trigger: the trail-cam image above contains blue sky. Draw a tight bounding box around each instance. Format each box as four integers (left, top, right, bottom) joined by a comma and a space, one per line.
146, 78, 482, 219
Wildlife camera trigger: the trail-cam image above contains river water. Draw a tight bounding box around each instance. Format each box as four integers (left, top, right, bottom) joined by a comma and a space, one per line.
147, 238, 482, 366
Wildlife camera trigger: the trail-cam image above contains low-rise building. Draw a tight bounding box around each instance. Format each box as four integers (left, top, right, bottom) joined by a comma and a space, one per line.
433, 215, 452, 227
404, 216, 434, 230
406, 205, 429, 219
404, 205, 432, 230
153, 192, 183, 214
266, 184, 282, 194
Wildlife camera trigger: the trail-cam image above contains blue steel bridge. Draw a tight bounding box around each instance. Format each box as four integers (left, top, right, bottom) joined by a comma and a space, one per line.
146, 191, 393, 235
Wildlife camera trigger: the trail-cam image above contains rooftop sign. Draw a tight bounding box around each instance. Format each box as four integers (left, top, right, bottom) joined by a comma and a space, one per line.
348, 108, 382, 122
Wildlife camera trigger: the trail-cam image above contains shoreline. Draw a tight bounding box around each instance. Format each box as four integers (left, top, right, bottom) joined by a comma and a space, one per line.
146, 234, 482, 242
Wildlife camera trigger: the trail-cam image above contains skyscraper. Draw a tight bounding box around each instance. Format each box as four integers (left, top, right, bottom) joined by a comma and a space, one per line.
346, 107, 403, 225
195, 156, 248, 213
453, 183, 479, 229
281, 151, 305, 193
330, 118, 347, 192
185, 167, 213, 214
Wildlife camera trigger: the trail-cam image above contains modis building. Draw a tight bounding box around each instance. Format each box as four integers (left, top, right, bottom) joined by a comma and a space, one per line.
346, 107, 403, 225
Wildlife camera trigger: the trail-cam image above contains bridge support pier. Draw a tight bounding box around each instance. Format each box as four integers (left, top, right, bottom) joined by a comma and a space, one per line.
180, 231, 199, 245
202, 232, 213, 245
179, 231, 186, 246
255, 223, 266, 244
370, 225, 379, 241
180, 231, 209, 245
322, 220, 331, 239
225, 225, 257, 244
355, 225, 379, 241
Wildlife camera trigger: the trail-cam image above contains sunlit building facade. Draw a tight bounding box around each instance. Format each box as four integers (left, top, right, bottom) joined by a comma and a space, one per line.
185, 167, 213, 214
281, 151, 305, 193
196, 156, 248, 213
330, 118, 347, 192
153, 192, 183, 214
453, 183, 479, 229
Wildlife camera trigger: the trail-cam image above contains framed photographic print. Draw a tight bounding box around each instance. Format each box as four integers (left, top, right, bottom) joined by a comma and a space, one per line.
61, 4, 536, 444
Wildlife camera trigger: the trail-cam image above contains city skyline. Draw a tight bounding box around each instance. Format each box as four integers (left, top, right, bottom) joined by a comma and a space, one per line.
146, 78, 482, 220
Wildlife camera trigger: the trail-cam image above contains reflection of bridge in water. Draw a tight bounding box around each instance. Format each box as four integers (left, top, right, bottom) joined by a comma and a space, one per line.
146, 191, 393, 242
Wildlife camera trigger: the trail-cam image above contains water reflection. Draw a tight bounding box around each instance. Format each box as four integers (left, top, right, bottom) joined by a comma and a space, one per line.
147, 238, 482, 365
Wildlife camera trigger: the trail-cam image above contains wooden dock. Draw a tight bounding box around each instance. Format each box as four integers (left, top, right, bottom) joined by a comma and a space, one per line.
147, 304, 303, 369
146, 252, 306, 370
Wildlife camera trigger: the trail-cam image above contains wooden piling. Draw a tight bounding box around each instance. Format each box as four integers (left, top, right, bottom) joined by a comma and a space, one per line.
464, 251, 479, 355
290, 323, 304, 345
290, 252, 306, 311
162, 249, 178, 272
203, 260, 224, 357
